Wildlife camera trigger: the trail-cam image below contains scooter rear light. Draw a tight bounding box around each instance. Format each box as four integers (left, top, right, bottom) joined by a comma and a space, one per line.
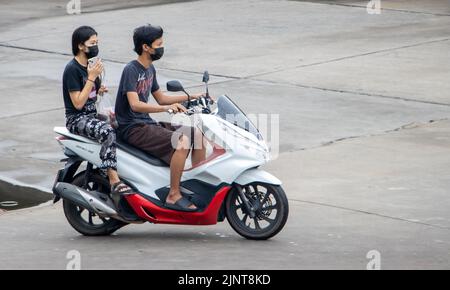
56, 136, 68, 152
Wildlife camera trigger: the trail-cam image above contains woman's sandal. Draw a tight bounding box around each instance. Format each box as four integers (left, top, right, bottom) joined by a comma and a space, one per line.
110, 181, 133, 209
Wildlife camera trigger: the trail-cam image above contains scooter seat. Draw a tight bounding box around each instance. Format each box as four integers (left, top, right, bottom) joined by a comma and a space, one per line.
116, 139, 168, 167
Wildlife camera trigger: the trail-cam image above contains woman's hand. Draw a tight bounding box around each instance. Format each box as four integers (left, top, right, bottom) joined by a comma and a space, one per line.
98, 85, 108, 96
87, 59, 103, 81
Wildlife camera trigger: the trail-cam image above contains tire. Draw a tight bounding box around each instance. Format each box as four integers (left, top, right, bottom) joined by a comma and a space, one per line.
63, 171, 127, 236
225, 183, 289, 240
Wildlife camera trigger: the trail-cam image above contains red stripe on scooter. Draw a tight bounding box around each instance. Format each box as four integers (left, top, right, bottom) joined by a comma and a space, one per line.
184, 144, 226, 171
125, 186, 231, 225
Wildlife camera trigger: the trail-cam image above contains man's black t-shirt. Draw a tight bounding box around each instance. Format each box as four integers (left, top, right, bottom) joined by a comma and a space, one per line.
62, 58, 99, 121
115, 60, 160, 140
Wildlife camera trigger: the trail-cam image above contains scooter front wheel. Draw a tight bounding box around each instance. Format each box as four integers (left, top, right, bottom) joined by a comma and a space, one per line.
225, 183, 289, 240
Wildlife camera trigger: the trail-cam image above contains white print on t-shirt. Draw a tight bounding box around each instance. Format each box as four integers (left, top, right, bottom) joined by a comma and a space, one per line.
137, 73, 146, 82
137, 74, 154, 96
88, 88, 97, 99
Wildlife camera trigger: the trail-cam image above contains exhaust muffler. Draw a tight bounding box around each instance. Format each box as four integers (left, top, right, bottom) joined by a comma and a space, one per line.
53, 182, 118, 216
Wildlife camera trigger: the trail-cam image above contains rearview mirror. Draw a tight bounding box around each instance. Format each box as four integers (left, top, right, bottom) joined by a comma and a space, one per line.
166, 80, 184, 92
202, 71, 209, 83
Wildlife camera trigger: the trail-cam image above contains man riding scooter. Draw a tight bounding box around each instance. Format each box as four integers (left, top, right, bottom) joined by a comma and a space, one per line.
115, 24, 208, 211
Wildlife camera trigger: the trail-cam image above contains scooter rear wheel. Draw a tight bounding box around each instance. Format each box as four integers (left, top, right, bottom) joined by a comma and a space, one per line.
225, 183, 289, 240
63, 171, 127, 236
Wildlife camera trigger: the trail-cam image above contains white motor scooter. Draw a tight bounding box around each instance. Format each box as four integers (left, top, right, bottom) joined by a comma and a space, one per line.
52, 71, 288, 240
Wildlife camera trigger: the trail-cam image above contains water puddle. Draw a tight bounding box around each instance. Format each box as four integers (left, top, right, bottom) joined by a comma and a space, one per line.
0, 179, 52, 211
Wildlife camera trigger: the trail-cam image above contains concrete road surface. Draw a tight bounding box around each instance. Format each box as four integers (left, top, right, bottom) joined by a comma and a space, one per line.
0, 0, 449, 269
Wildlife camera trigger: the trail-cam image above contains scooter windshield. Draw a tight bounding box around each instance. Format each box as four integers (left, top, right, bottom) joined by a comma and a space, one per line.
215, 95, 263, 141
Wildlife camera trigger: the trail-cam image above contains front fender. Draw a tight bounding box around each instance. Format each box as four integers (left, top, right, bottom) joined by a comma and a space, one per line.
233, 168, 281, 186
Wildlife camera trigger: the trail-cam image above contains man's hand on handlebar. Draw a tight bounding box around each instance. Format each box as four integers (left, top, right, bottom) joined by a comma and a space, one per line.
191, 93, 215, 102
190, 93, 204, 100
165, 103, 187, 114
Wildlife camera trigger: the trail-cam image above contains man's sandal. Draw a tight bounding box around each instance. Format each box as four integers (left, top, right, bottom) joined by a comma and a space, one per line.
164, 196, 197, 212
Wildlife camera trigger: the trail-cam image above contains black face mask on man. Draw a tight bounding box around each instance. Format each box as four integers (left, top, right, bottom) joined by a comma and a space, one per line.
150, 47, 164, 61
85, 44, 99, 59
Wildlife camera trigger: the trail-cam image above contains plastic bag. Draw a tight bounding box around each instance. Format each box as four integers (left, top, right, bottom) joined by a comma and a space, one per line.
96, 92, 118, 129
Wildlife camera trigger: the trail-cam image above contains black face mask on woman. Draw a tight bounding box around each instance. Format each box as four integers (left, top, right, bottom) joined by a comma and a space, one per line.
85, 45, 99, 59
150, 47, 164, 61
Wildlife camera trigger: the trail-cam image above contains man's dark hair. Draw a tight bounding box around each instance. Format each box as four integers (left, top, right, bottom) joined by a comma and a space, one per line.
133, 24, 163, 55
71, 26, 97, 56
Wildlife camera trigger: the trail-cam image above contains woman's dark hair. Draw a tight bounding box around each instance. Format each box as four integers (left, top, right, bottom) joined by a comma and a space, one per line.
71, 26, 97, 56
133, 24, 163, 55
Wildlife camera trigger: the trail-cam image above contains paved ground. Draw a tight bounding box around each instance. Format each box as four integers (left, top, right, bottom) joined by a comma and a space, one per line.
0, 0, 449, 269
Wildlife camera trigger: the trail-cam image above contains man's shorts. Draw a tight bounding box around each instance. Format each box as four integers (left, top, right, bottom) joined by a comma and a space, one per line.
127, 122, 195, 165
